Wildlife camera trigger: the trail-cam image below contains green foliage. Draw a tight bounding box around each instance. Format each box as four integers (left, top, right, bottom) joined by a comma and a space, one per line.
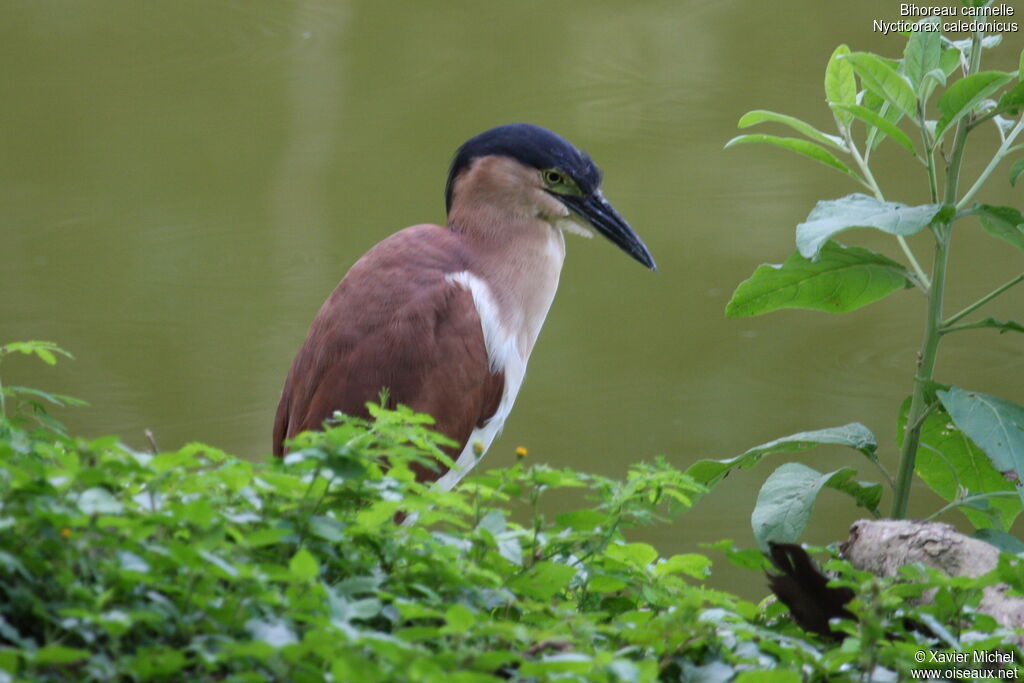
725, 242, 913, 317
0, 341, 85, 436
795, 195, 942, 260
723, 16, 1024, 540
1, 347, 1020, 681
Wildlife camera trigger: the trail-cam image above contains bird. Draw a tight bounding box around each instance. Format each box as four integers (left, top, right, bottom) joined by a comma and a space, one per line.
766, 543, 854, 640
273, 123, 656, 490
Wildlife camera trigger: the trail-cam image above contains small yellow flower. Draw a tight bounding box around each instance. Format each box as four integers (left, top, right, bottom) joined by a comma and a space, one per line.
515, 446, 528, 458
60, 527, 72, 538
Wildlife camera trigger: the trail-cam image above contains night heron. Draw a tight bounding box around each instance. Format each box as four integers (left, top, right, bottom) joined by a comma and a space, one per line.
273, 123, 656, 489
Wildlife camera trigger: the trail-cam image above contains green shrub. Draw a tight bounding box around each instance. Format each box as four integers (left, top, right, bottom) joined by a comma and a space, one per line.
694, 11, 1024, 550
0, 342, 1020, 681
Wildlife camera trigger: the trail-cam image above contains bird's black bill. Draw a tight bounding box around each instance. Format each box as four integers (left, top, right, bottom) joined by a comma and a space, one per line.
559, 193, 657, 271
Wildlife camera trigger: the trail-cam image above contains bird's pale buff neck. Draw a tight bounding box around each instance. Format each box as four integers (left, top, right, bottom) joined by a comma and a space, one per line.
446, 155, 567, 360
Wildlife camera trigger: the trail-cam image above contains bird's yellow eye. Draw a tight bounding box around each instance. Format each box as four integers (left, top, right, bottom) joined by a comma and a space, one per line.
543, 169, 564, 186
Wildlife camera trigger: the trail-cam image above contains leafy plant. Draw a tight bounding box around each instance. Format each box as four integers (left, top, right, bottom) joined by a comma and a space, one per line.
2, 342, 1020, 681
0, 341, 84, 436
701, 13, 1024, 549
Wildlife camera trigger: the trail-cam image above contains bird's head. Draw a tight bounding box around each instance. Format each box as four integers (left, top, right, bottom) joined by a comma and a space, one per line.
445, 123, 657, 271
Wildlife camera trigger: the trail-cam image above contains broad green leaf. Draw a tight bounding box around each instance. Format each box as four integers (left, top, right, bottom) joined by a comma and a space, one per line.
78, 487, 124, 515
940, 47, 963, 79
245, 618, 298, 648
605, 542, 659, 569
442, 604, 475, 634
938, 387, 1024, 480
724, 135, 860, 181
830, 104, 917, 156
976, 529, 1024, 554
752, 463, 879, 550
902, 18, 942, 96
936, 71, 1014, 139
796, 194, 942, 259
701, 540, 773, 571
736, 671, 801, 683
289, 548, 319, 581
842, 52, 917, 118
825, 44, 856, 126
725, 242, 912, 317
972, 204, 1024, 251
686, 423, 877, 490
654, 553, 712, 579
507, 561, 576, 600
998, 82, 1024, 115
519, 653, 594, 676
737, 110, 845, 150
899, 397, 1021, 531
32, 645, 91, 664
1010, 159, 1024, 187
862, 90, 906, 152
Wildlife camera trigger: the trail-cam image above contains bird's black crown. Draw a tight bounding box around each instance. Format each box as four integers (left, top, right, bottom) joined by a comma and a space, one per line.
445, 123, 602, 213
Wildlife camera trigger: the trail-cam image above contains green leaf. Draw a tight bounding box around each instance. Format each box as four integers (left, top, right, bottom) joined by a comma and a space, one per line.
725, 242, 912, 317
842, 52, 917, 119
825, 45, 857, 127
899, 398, 1021, 531
32, 645, 91, 664
972, 204, 1024, 251
78, 487, 124, 515
737, 110, 845, 150
998, 81, 1024, 116
605, 542, 658, 569
940, 46, 963, 79
946, 317, 1024, 335
938, 387, 1024, 480
736, 670, 802, 683
724, 135, 860, 182
3, 386, 87, 409
796, 194, 942, 259
442, 604, 475, 634
701, 539, 773, 571
1, 341, 73, 366
830, 104, 918, 156
936, 71, 1014, 139
1010, 159, 1024, 187
654, 553, 712, 579
289, 548, 319, 581
862, 91, 906, 152
507, 561, 576, 600
245, 618, 298, 648
903, 18, 942, 96
752, 463, 878, 550
975, 529, 1024, 554
686, 423, 877, 490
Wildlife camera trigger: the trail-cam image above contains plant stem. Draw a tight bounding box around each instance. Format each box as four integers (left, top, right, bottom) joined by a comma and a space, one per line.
891, 29, 986, 519
891, 231, 950, 518
957, 117, 1024, 210
943, 273, 1024, 327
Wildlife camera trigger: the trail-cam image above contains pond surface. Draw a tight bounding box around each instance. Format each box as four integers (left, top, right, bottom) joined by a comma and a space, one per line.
3, 1, 1021, 594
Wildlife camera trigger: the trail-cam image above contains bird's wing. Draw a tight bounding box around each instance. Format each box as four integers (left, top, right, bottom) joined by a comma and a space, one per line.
273, 225, 505, 479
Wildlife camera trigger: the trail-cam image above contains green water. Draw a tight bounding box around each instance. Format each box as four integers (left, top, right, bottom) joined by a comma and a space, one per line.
3, 1, 1021, 593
